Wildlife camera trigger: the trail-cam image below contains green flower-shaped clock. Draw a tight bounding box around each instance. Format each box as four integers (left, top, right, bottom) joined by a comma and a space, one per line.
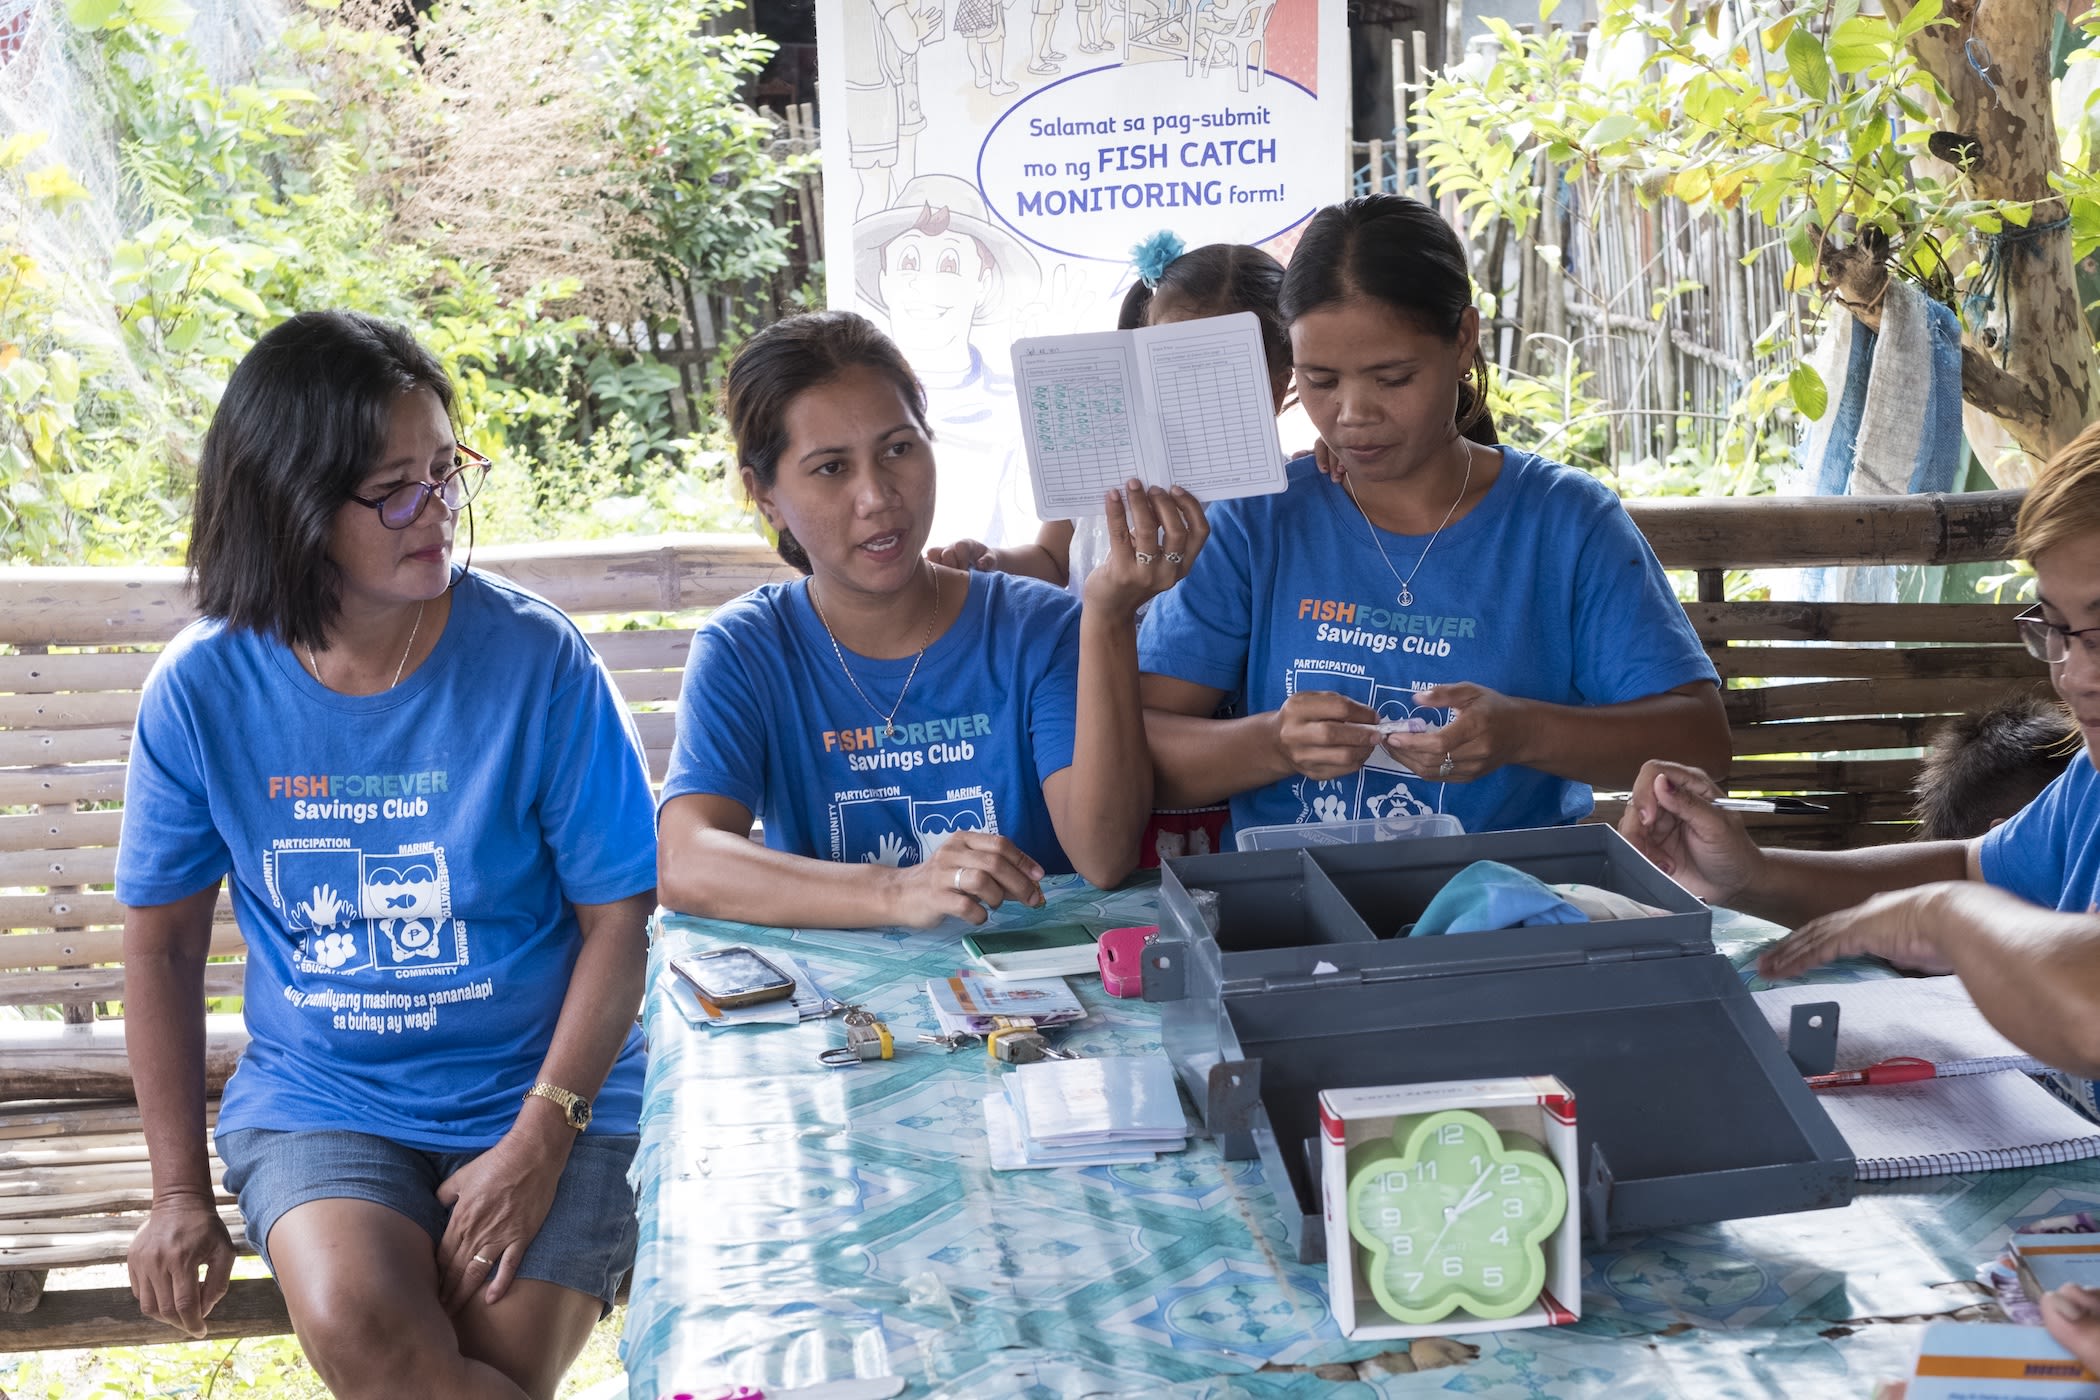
1345, 1109, 1567, 1323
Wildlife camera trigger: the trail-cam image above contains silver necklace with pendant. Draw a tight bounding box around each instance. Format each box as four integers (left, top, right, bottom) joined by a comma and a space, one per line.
810, 567, 942, 740
1344, 445, 1474, 608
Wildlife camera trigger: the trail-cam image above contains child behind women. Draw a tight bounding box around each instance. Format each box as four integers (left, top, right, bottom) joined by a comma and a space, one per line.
928, 238, 1291, 593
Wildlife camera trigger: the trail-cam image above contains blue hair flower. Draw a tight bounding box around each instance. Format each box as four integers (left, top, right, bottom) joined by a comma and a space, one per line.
1131, 230, 1186, 288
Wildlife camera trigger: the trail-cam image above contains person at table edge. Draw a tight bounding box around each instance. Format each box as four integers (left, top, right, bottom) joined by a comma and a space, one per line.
1621, 422, 2100, 1374
656, 310, 1208, 928
1137, 195, 1731, 841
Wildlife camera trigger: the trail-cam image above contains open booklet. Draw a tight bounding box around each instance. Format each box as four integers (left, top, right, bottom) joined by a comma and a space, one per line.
1756, 978, 2100, 1181
1009, 310, 1287, 521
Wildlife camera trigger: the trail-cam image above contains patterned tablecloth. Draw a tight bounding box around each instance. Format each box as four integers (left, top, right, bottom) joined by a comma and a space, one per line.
620, 876, 2100, 1399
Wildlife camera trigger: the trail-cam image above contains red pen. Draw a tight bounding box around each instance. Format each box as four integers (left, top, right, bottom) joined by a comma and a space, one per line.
1805, 1055, 1938, 1090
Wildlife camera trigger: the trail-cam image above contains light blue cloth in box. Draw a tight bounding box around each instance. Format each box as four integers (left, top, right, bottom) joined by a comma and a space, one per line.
1408, 860, 1591, 937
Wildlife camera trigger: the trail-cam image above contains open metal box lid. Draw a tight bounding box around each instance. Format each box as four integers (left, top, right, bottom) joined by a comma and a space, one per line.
1149, 825, 1855, 1261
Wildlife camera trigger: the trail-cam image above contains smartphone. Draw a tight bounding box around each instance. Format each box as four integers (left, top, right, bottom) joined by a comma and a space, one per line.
671, 946, 795, 1009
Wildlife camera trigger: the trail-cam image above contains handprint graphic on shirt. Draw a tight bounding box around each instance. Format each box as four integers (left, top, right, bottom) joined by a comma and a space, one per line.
302, 883, 349, 928
861, 831, 914, 867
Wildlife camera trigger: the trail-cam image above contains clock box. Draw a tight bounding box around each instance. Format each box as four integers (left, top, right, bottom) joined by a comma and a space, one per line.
1320, 1076, 1581, 1340
1144, 824, 1855, 1263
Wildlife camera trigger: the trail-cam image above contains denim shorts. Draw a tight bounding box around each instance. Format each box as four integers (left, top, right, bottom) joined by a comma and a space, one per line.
217, 1127, 640, 1312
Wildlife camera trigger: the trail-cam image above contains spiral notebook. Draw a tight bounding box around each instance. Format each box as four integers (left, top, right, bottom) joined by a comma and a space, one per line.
1755, 977, 2100, 1180
1816, 1073, 2100, 1181
1754, 977, 2049, 1078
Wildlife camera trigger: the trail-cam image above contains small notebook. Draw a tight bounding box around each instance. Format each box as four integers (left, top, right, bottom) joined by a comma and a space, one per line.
1009, 1054, 1188, 1146
1907, 1321, 2099, 1397
1009, 311, 1287, 520
2013, 1233, 2100, 1293
1755, 976, 2049, 1078
1813, 1071, 2100, 1180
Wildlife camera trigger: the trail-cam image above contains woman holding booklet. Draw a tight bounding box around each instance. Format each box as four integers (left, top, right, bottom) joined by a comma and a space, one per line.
656, 310, 1207, 928
1136, 195, 1730, 842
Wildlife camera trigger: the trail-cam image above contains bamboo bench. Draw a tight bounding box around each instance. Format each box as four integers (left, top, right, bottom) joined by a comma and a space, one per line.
0, 492, 2049, 1351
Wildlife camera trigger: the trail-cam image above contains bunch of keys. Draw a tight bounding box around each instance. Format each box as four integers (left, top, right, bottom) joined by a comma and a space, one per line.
818, 1006, 894, 1067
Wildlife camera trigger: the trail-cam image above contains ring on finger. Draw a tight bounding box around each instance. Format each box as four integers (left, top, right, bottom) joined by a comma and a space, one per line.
471, 1253, 493, 1268
953, 868, 965, 891
1134, 551, 1156, 564
1163, 551, 1183, 564
1438, 753, 1455, 777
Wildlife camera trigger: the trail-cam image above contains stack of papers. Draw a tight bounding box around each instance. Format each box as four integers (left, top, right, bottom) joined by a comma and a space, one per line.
666, 953, 839, 1030
926, 971, 1086, 1036
982, 1055, 1190, 1171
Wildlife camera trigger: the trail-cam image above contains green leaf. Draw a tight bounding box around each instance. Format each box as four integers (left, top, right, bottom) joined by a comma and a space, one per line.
1895, 0, 1943, 41
2003, 201, 2032, 228
1790, 363, 1829, 420
1539, 0, 1560, 22
23, 165, 90, 208
1828, 16, 1892, 74
0, 131, 49, 170
1784, 28, 1831, 101
127, 0, 196, 36
1787, 221, 1818, 268
1584, 112, 1640, 148
62, 0, 121, 27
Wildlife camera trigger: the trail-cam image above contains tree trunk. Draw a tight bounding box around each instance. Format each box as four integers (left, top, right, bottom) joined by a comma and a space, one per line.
1878, 0, 2098, 462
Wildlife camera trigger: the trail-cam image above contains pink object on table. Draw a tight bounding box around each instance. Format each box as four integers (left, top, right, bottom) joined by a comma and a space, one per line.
1098, 924, 1159, 998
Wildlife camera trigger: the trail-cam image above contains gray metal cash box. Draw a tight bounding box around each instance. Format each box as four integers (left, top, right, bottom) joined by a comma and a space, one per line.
1145, 824, 1856, 1262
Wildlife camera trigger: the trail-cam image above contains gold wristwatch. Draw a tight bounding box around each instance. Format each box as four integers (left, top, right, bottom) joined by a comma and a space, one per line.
525, 1082, 591, 1132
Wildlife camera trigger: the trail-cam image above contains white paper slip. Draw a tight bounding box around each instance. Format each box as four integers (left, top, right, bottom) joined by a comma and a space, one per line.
983, 1093, 1162, 1171
1814, 1071, 2100, 1181
1009, 311, 1287, 519
1755, 976, 2048, 1077
1011, 1054, 1189, 1145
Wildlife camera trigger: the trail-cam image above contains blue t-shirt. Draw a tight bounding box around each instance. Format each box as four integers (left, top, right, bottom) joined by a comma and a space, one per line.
663, 571, 1081, 872
1979, 754, 2100, 1114
1138, 450, 1717, 837
115, 571, 657, 1150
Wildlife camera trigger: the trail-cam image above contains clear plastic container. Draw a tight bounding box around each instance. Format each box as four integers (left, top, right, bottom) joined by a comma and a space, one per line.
1234, 812, 1463, 852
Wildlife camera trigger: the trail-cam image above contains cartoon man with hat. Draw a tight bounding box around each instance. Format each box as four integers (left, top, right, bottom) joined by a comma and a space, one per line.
855, 174, 1046, 548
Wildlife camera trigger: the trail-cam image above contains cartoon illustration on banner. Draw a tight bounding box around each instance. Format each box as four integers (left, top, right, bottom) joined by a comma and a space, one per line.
819, 0, 1348, 548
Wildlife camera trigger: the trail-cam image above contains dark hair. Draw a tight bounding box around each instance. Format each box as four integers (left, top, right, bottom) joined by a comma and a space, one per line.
723, 310, 930, 574
189, 310, 455, 649
1118, 243, 1291, 403
1280, 195, 1498, 445
1911, 696, 2078, 840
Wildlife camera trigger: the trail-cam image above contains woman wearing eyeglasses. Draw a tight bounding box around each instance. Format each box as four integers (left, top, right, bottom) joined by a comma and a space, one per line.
1621, 419, 2100, 1098
116, 312, 656, 1399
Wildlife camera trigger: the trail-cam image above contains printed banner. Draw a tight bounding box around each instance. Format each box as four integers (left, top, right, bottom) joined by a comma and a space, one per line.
817, 0, 1350, 549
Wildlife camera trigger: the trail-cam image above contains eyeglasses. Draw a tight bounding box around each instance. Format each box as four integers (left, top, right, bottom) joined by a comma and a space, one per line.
349, 446, 491, 530
2015, 605, 2100, 664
